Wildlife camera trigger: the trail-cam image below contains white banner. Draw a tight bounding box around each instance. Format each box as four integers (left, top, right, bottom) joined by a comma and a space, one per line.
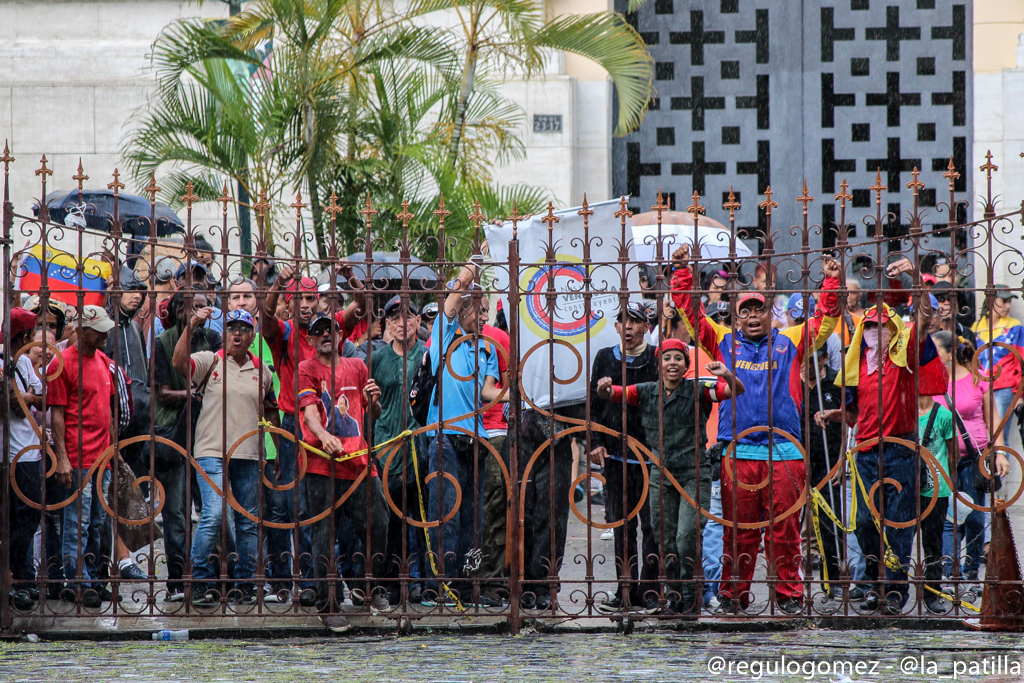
485, 200, 642, 409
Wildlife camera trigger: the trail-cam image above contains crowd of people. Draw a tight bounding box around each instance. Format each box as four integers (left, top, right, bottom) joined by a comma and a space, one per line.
2, 241, 1019, 631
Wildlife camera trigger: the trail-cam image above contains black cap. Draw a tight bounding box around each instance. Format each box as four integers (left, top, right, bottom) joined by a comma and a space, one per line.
307, 311, 334, 334
706, 301, 730, 319
384, 295, 419, 317
617, 301, 647, 321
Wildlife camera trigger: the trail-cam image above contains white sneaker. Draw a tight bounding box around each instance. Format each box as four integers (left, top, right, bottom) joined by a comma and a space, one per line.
600, 529, 614, 541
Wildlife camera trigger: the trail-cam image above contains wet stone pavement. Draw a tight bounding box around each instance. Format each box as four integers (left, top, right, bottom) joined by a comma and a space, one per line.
2, 631, 1023, 683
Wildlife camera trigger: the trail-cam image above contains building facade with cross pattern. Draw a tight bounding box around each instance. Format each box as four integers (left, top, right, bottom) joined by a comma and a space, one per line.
613, 0, 973, 266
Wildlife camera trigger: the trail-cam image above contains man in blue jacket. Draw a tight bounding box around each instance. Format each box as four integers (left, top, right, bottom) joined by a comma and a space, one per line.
672, 245, 840, 614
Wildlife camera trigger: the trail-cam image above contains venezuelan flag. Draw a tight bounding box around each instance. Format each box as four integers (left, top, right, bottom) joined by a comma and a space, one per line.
15, 244, 110, 307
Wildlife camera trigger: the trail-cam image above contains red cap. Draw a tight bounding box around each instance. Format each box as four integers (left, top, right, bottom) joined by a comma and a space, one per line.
284, 276, 319, 303
4, 308, 37, 339
922, 274, 937, 286
737, 292, 766, 309
862, 304, 893, 324
657, 338, 688, 356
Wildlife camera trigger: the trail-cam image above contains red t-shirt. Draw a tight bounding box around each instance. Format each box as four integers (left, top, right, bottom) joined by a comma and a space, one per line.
481, 324, 509, 433
47, 346, 115, 470
269, 311, 345, 416
855, 326, 921, 441
296, 357, 373, 479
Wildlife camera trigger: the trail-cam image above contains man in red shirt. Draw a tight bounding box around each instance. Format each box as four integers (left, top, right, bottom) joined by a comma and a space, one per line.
298, 312, 386, 632
47, 305, 117, 607
260, 263, 363, 602
817, 258, 945, 613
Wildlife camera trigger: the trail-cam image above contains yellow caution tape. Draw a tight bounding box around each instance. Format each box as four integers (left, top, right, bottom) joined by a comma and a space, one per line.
259, 418, 468, 612
808, 449, 979, 611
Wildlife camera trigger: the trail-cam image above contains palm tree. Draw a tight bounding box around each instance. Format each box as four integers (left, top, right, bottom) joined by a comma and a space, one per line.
417, 0, 655, 168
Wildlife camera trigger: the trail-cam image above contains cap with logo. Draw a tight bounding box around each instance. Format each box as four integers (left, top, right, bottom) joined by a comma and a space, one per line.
787, 292, 815, 320
617, 301, 647, 321
737, 291, 766, 309
80, 305, 115, 333
706, 301, 730, 321
307, 311, 335, 335
225, 309, 255, 328
384, 295, 419, 318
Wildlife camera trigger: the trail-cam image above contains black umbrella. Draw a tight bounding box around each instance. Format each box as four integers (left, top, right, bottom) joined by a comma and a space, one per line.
34, 189, 185, 238
327, 252, 439, 290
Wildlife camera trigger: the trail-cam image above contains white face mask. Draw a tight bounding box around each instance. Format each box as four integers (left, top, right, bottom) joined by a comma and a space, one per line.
863, 326, 881, 374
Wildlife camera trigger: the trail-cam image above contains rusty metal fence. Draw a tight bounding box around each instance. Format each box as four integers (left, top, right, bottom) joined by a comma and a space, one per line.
2, 145, 1023, 634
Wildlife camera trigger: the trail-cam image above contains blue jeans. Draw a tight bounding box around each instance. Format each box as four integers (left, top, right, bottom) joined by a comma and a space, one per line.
62, 469, 112, 589
942, 465, 986, 577
263, 414, 313, 587
853, 440, 918, 605
425, 435, 486, 597
191, 457, 259, 587
702, 480, 723, 602
993, 387, 1016, 447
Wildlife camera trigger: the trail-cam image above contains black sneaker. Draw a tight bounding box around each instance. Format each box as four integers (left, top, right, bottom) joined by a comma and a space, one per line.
320, 614, 353, 634
924, 595, 950, 615
848, 586, 866, 601
778, 597, 804, 615
409, 584, 423, 604
714, 596, 736, 614
859, 594, 880, 611
81, 589, 102, 608
299, 589, 318, 607
596, 596, 626, 614
118, 563, 149, 582
191, 587, 217, 606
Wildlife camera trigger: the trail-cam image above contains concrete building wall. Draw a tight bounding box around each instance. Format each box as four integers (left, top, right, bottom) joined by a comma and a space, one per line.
0, 0, 613, 261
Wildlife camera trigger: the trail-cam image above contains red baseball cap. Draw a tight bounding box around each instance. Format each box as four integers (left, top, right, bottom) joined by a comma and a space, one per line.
4, 308, 37, 339
922, 273, 937, 286
657, 338, 688, 356
862, 304, 894, 325
737, 292, 766, 309
284, 276, 319, 303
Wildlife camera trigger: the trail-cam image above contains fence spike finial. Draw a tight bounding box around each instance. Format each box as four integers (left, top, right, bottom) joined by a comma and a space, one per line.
73, 159, 89, 191
143, 172, 160, 203
430, 193, 449, 227
508, 201, 522, 240
325, 192, 343, 222
943, 156, 960, 192
107, 167, 125, 196
906, 166, 924, 196
217, 181, 232, 214
834, 178, 852, 207
541, 201, 560, 232
35, 155, 52, 179
651, 188, 669, 223
1, 140, 13, 173
468, 200, 487, 231
686, 190, 705, 224
253, 188, 271, 218
181, 180, 198, 207
797, 179, 814, 216
723, 186, 740, 221
290, 188, 307, 219
759, 185, 778, 215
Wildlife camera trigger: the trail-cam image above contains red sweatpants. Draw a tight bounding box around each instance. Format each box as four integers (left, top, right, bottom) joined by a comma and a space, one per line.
718, 457, 805, 605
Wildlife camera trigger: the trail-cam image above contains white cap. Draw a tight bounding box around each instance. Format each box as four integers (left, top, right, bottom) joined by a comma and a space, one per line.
80, 305, 114, 333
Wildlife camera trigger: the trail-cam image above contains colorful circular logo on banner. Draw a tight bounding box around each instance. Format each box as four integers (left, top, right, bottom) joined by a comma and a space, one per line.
519, 255, 610, 344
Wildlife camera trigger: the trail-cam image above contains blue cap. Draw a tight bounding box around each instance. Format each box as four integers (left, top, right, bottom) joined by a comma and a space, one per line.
909, 294, 940, 314
787, 292, 815, 320
224, 309, 255, 328
175, 259, 208, 280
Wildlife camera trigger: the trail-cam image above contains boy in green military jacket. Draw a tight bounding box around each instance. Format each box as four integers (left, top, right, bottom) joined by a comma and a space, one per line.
597, 338, 743, 616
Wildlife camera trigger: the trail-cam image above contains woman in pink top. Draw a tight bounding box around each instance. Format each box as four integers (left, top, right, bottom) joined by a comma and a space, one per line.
932, 332, 1010, 586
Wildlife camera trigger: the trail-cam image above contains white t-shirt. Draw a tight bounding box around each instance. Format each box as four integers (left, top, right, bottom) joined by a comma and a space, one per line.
1, 355, 44, 462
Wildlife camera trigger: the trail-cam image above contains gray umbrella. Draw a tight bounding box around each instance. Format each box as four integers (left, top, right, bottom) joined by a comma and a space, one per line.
326, 252, 439, 291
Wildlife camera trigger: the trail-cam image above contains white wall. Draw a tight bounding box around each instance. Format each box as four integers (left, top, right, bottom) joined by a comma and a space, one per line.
0, 0, 613, 258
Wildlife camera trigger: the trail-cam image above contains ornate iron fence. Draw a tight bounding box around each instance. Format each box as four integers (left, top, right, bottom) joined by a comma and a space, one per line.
1, 144, 1023, 634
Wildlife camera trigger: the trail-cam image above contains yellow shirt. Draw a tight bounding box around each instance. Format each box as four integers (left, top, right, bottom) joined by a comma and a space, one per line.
971, 314, 1021, 344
